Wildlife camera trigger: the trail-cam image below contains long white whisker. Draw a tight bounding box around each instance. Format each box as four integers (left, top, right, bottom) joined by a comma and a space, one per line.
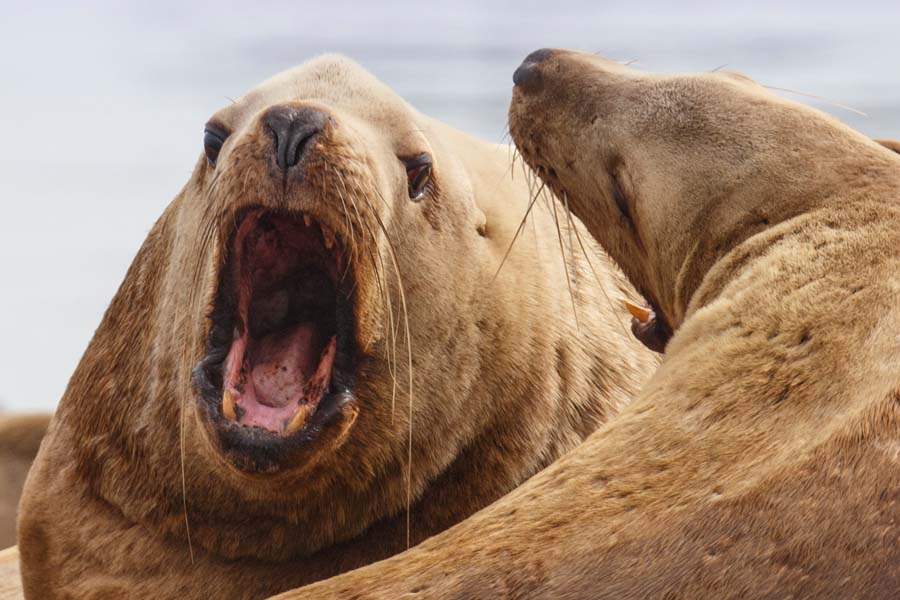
491, 180, 547, 282
368, 187, 415, 549
549, 192, 580, 331
563, 191, 629, 337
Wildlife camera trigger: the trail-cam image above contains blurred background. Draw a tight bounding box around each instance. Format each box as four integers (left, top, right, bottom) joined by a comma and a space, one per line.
2, 0, 899, 412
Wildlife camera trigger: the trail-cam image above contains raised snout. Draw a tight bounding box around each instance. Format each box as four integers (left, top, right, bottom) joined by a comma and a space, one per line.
512, 48, 558, 92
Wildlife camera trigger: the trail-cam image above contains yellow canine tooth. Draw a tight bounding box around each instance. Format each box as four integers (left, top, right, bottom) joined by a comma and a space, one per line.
222, 389, 238, 422
622, 300, 653, 324
303, 214, 312, 227
284, 404, 315, 436
323, 227, 335, 249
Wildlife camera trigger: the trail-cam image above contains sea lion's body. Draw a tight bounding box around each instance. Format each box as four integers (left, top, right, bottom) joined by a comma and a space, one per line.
17, 55, 654, 598
282, 52, 900, 598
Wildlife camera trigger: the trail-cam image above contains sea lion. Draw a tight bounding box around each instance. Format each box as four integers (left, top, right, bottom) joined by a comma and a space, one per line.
279, 50, 900, 598
877, 138, 900, 155
0, 414, 49, 549
16, 54, 655, 598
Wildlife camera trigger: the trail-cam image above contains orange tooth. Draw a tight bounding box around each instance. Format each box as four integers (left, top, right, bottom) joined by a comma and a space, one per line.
284, 404, 315, 436
323, 227, 335, 249
222, 389, 237, 421
622, 300, 653, 324
303, 214, 312, 227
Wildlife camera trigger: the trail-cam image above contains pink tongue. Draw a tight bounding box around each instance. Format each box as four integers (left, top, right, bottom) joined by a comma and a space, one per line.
249, 323, 319, 408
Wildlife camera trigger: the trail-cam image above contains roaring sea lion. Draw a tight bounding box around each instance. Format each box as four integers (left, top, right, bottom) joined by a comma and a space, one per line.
0, 414, 49, 549
280, 50, 900, 598
16, 55, 655, 598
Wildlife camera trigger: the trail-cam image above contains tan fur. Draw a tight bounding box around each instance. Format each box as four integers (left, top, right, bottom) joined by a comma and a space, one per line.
0, 415, 49, 549
279, 51, 900, 598
0, 547, 21, 600
16, 55, 654, 598
877, 138, 900, 154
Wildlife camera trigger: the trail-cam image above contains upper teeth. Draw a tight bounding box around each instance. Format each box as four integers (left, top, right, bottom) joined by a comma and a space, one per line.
301, 212, 337, 249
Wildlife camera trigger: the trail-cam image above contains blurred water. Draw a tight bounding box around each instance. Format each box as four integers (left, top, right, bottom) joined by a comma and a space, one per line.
2, 0, 899, 411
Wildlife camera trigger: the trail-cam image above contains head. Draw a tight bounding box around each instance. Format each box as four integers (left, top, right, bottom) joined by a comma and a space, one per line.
183, 55, 515, 544
187, 56, 460, 476
509, 49, 900, 345
56, 55, 556, 560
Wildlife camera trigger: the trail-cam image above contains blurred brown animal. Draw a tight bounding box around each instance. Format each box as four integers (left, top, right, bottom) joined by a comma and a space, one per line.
0, 415, 48, 549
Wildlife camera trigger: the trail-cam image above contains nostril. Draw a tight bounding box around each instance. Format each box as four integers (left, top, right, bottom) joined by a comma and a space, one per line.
283, 128, 315, 170
263, 106, 328, 171
512, 63, 541, 90
513, 48, 556, 92
513, 63, 539, 86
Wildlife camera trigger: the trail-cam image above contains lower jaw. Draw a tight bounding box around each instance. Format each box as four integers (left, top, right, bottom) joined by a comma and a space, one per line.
222, 329, 338, 436
191, 301, 360, 472
198, 385, 357, 475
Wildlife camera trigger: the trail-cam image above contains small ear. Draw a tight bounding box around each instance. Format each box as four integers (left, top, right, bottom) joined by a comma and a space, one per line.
875, 139, 900, 155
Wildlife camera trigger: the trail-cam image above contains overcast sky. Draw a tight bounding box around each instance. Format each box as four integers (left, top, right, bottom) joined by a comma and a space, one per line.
2, 1, 899, 411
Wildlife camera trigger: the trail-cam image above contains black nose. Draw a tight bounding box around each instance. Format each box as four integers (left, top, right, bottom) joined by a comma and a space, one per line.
263, 105, 328, 171
513, 48, 556, 92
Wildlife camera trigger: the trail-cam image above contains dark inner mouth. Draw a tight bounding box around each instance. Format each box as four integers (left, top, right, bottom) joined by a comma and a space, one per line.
629, 299, 673, 354
194, 208, 356, 438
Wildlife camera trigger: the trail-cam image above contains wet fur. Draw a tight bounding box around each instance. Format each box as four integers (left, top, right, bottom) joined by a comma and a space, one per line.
15, 55, 654, 598
279, 52, 900, 598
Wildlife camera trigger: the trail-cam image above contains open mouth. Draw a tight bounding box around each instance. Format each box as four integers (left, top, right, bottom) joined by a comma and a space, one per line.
194, 208, 356, 449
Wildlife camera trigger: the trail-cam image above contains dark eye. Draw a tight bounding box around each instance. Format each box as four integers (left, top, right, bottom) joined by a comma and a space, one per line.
405, 154, 432, 201
203, 123, 229, 167
609, 161, 634, 227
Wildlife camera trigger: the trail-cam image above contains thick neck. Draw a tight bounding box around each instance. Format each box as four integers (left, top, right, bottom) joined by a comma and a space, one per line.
670, 146, 900, 328
686, 191, 900, 327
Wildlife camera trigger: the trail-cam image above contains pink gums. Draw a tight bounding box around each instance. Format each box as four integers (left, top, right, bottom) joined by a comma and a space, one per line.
222, 210, 339, 435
